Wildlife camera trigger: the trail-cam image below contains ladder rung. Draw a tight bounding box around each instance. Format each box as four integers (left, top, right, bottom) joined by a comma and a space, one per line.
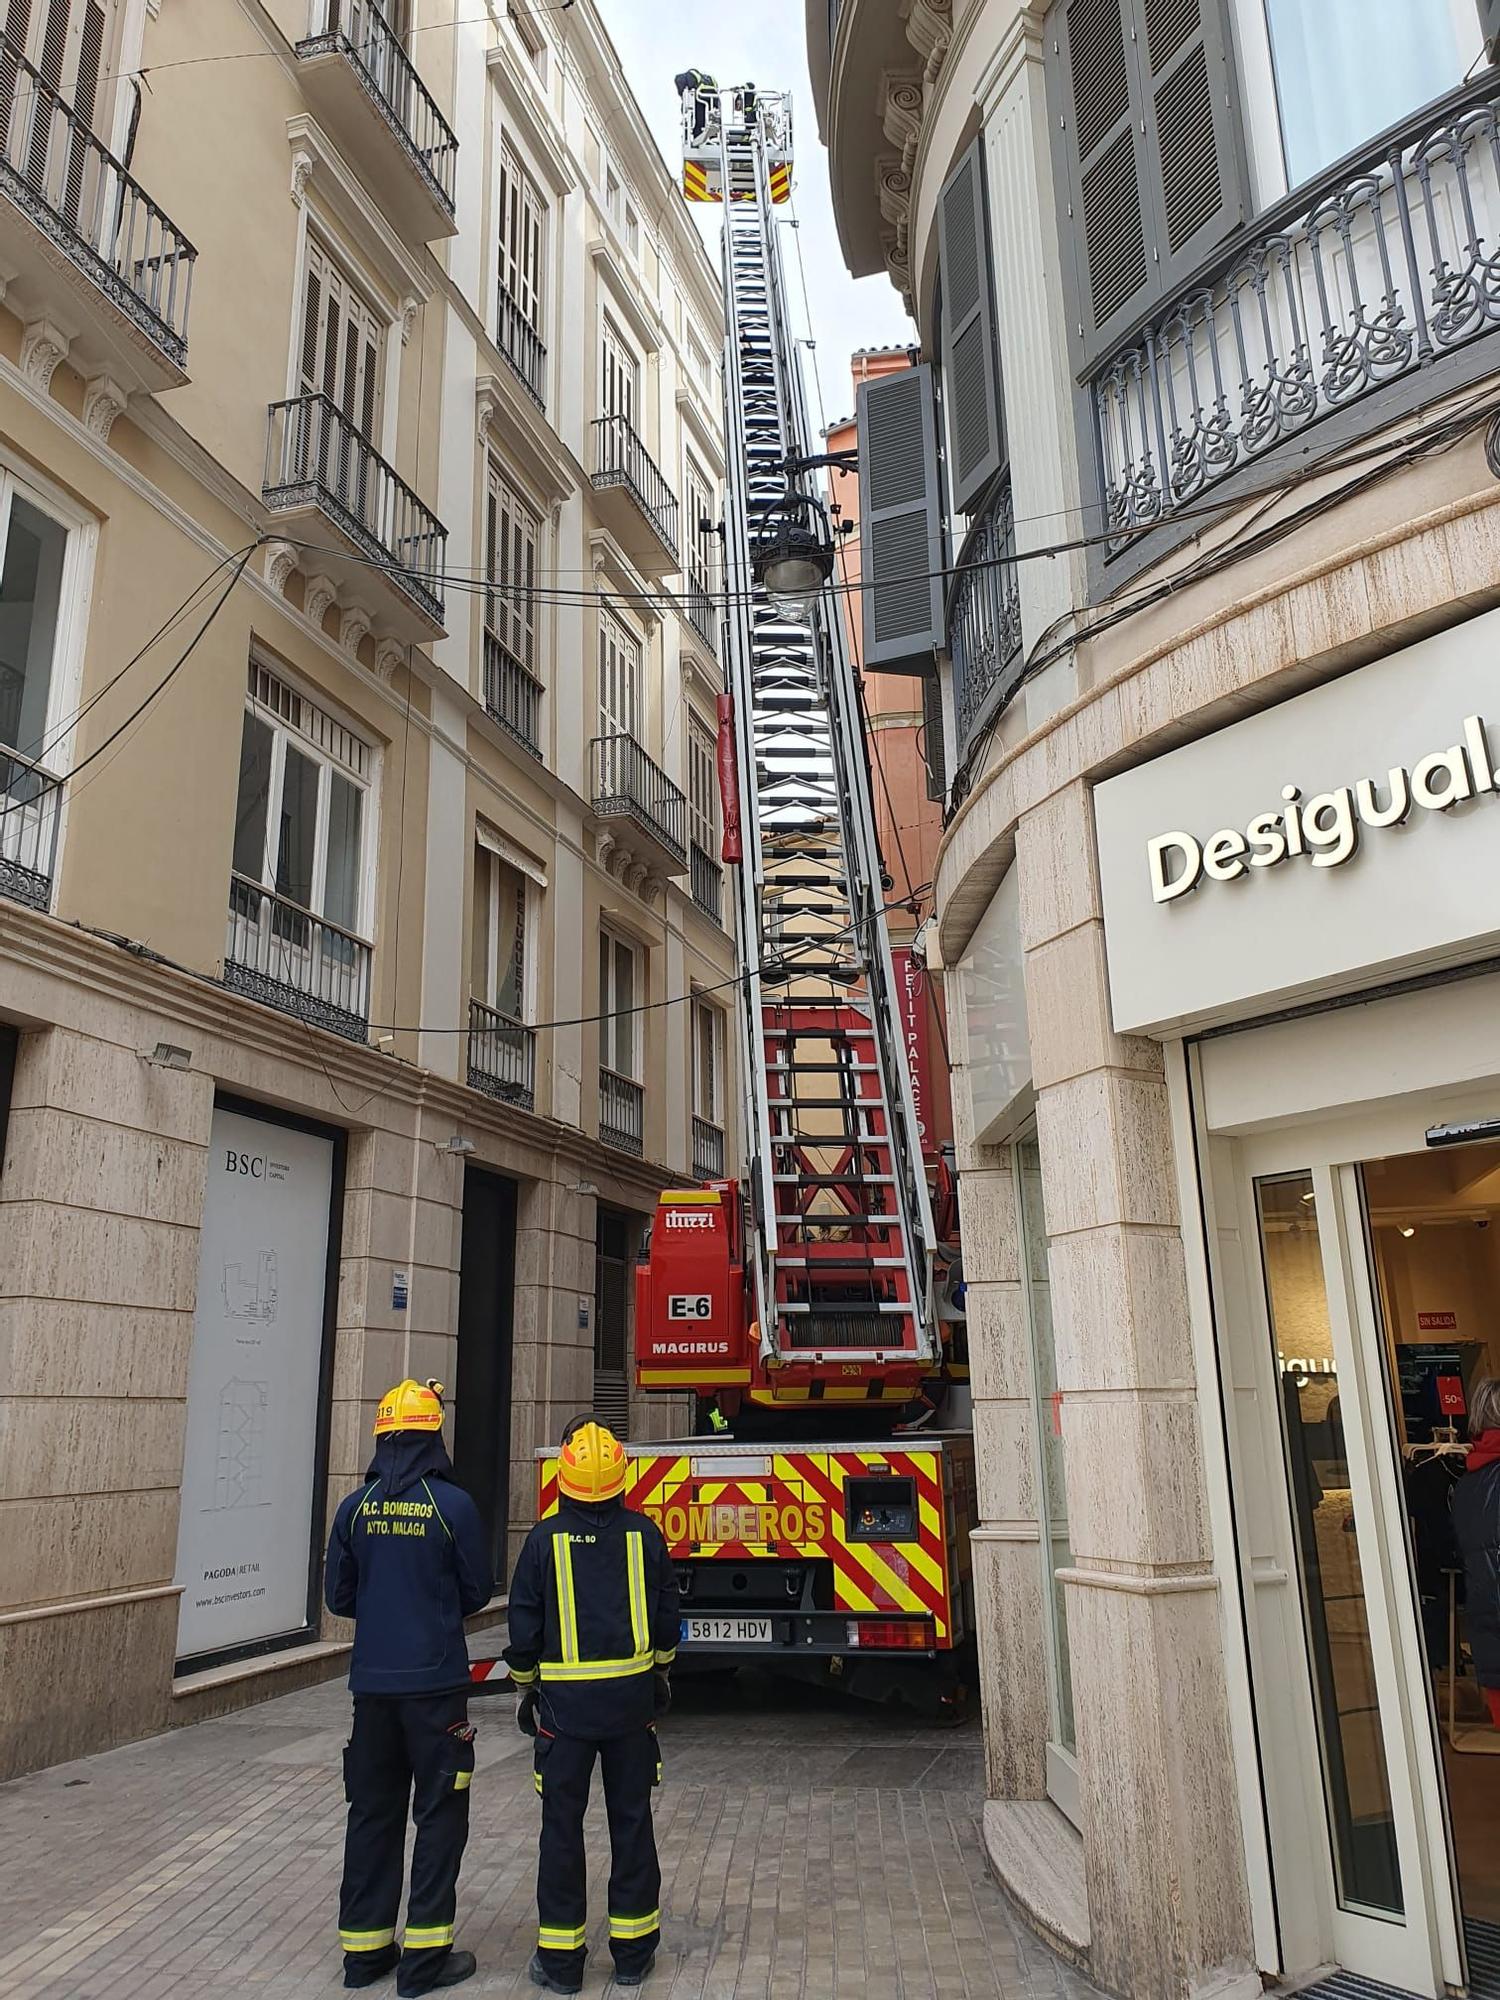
774, 1173, 896, 1186
779, 1301, 911, 1315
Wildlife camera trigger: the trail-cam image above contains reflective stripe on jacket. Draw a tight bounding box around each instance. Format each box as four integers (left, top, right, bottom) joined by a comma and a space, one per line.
504, 1497, 678, 1736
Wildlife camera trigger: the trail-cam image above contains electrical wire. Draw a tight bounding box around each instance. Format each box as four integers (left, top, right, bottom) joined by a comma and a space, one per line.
121, 2, 579, 82
0, 547, 256, 831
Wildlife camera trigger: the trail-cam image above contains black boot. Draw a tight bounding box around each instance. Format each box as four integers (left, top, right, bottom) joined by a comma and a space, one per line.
530, 1952, 584, 1995
613, 1957, 655, 1988
396, 1948, 476, 1997
345, 1943, 400, 1987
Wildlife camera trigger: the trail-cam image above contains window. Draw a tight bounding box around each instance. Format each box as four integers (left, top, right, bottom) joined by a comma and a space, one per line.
484, 462, 540, 670
472, 842, 529, 1021
507, 0, 546, 79
692, 997, 722, 1125
498, 143, 545, 335
1255, 0, 1480, 191
687, 713, 717, 857
597, 606, 641, 739
601, 314, 639, 429
232, 661, 370, 936
687, 332, 712, 392
299, 237, 385, 443
598, 929, 638, 1078
604, 163, 622, 225
624, 202, 640, 259
9, 0, 120, 144
683, 452, 716, 595
0, 476, 69, 768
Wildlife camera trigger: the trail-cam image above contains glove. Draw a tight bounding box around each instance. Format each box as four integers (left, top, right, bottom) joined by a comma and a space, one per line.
652, 1671, 672, 1717
516, 1686, 539, 1737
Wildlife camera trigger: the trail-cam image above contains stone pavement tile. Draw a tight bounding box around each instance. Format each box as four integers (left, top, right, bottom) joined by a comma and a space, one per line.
0, 1676, 1108, 2000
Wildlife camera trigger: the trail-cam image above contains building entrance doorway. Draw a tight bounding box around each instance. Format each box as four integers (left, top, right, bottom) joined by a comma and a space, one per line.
1198, 1039, 1500, 2000
454, 1166, 517, 1579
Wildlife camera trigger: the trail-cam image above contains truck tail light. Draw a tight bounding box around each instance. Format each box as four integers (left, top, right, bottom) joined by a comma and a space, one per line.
845, 1618, 935, 1650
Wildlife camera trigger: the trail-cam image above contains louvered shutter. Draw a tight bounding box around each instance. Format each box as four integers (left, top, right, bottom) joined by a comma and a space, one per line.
1053, 0, 1244, 369
857, 363, 944, 676
937, 137, 1004, 515
921, 672, 947, 803
1479, 0, 1500, 60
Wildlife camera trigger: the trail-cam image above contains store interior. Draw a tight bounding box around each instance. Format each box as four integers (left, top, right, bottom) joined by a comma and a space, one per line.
1366, 1141, 1500, 1936
1259, 1138, 1500, 1965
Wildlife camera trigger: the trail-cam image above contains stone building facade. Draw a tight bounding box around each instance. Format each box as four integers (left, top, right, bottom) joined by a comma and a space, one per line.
811, 2, 1500, 1996
0, 0, 733, 1780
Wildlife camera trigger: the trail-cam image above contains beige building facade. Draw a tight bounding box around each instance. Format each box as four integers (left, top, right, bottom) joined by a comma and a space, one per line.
813, 2, 1500, 1997
0, 0, 734, 1781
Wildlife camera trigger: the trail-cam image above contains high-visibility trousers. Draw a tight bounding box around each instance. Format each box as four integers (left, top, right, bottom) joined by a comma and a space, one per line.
338, 1691, 475, 1992
533, 1724, 661, 1983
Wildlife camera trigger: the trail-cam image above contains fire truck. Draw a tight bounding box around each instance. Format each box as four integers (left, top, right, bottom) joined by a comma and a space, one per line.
537, 83, 974, 1712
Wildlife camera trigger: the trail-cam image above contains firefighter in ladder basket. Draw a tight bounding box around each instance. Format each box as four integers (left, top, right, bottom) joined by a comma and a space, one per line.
505, 1419, 679, 1993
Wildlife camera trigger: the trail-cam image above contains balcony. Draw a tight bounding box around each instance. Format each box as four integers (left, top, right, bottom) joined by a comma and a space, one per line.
600, 1065, 644, 1155
690, 840, 723, 925
1093, 76, 1500, 562
947, 475, 1022, 759
591, 734, 689, 885
223, 874, 371, 1042
497, 281, 546, 409
0, 741, 60, 911
0, 38, 195, 391
692, 1114, 725, 1181
482, 631, 543, 758
684, 567, 718, 656
296, 0, 457, 244
467, 998, 535, 1110
590, 415, 679, 574
264, 394, 446, 640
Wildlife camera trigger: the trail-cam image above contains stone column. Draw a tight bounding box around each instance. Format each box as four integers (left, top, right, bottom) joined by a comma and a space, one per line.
1018, 780, 1255, 2000
949, 989, 1049, 1802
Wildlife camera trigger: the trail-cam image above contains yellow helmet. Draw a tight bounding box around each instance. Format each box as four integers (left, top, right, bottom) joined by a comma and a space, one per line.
374, 1378, 445, 1437
558, 1420, 627, 1502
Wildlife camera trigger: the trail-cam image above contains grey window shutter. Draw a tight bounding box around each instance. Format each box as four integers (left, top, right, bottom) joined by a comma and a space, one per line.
1053, 0, 1244, 368
857, 363, 944, 677
921, 671, 947, 803
937, 137, 1004, 516
1480, 0, 1500, 59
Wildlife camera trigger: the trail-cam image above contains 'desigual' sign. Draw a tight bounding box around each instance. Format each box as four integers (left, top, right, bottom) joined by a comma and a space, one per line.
1095, 607, 1500, 1035
1146, 715, 1498, 904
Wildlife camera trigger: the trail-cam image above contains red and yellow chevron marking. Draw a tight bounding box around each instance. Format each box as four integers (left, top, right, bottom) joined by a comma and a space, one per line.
537, 1445, 958, 1645
682, 161, 718, 203
768, 163, 791, 205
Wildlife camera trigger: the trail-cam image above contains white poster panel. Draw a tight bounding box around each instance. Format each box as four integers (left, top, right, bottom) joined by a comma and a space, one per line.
174, 1107, 335, 1659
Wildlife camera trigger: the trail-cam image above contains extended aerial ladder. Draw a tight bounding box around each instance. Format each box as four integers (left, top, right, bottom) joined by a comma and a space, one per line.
635, 84, 940, 1424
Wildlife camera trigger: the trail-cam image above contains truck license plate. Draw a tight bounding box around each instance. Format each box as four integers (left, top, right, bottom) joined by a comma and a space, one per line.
682, 1616, 771, 1645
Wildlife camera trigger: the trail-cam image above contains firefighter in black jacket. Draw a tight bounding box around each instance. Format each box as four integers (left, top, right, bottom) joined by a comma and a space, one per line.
506, 1419, 679, 1994
325, 1379, 494, 1996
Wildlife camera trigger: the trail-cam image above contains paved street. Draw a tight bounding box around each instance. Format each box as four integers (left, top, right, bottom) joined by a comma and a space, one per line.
0, 1670, 1097, 2000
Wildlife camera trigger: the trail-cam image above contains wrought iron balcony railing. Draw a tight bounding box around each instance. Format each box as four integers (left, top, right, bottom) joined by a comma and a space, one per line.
600, 1065, 644, 1155
685, 565, 718, 654
592, 733, 688, 866
299, 0, 456, 220
690, 840, 722, 924
692, 1114, 725, 1181
467, 997, 535, 1109
483, 630, 543, 757
0, 36, 195, 366
497, 280, 546, 408
264, 394, 447, 627
947, 474, 1022, 751
224, 873, 371, 1041
1093, 76, 1500, 554
0, 740, 60, 911
591, 414, 680, 561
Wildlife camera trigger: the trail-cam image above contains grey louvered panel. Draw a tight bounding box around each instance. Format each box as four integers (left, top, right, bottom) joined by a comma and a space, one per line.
856, 363, 944, 674
937, 136, 1004, 512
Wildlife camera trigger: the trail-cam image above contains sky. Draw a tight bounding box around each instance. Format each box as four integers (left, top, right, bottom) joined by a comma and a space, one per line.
599, 0, 917, 430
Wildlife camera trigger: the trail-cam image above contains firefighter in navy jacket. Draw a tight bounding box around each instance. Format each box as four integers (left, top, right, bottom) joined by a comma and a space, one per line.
325, 1379, 493, 1996
505, 1420, 679, 1994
